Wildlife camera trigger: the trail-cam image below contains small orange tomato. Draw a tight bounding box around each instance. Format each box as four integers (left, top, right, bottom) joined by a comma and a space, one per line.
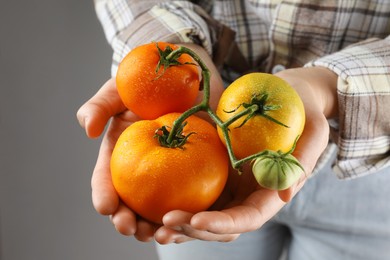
216, 73, 305, 159
116, 42, 200, 120
110, 113, 228, 224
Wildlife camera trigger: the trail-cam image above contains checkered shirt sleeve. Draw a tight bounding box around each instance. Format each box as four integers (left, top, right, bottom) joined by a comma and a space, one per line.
306, 37, 390, 179
94, 0, 390, 179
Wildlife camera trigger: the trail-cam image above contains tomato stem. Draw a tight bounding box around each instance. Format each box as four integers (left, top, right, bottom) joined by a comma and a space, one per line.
224, 93, 290, 129
154, 123, 196, 149
163, 47, 211, 144
156, 45, 302, 179
221, 104, 259, 128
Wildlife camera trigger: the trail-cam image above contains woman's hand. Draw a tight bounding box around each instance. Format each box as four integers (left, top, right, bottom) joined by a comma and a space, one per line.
76, 44, 226, 242
77, 41, 337, 244
153, 66, 337, 244
77, 78, 161, 241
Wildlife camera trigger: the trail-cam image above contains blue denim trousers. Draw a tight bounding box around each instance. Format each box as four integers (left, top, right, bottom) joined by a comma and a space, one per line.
156, 150, 390, 260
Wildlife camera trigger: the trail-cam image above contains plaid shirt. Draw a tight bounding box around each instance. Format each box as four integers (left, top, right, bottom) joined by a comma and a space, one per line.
95, 0, 390, 179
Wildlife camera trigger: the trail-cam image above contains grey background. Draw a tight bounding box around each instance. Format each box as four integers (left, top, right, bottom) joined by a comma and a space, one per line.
0, 0, 158, 259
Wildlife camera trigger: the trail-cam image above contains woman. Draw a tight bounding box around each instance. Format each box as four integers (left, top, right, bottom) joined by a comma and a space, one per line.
77, 1, 390, 259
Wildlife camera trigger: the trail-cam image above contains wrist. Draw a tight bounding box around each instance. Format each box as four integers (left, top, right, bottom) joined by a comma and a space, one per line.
308, 66, 338, 119
276, 67, 338, 119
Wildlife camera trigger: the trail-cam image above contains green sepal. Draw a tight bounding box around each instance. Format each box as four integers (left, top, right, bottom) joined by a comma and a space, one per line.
154, 122, 195, 149
155, 43, 197, 79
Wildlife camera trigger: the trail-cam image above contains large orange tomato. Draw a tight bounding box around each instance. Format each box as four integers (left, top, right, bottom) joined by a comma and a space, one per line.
216, 73, 305, 159
110, 113, 228, 224
116, 42, 200, 120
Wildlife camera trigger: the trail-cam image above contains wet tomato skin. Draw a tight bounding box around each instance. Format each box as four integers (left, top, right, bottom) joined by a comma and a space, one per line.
116, 42, 200, 120
216, 73, 305, 159
110, 113, 229, 224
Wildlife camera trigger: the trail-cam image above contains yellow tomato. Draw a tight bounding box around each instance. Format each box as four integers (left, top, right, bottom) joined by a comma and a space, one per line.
216, 73, 305, 159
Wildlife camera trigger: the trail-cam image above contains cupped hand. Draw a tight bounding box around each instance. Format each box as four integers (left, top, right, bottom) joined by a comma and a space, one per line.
77, 52, 337, 244
77, 78, 160, 241
77, 44, 223, 244
76, 44, 226, 242
153, 66, 337, 244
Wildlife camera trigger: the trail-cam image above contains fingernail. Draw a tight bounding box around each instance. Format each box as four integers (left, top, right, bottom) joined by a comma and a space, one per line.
172, 226, 183, 232
83, 117, 94, 138
170, 235, 183, 244
172, 234, 191, 244
84, 116, 91, 130
291, 184, 297, 196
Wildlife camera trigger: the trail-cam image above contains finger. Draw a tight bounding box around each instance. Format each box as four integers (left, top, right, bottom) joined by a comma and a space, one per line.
278, 186, 295, 203
134, 219, 160, 242
90, 109, 139, 215
91, 110, 141, 217
110, 202, 137, 236
156, 226, 238, 243
294, 114, 329, 174
164, 188, 285, 236
76, 78, 126, 138
193, 190, 285, 235
277, 114, 328, 202
190, 208, 263, 235
91, 128, 119, 215
277, 174, 306, 202
155, 226, 195, 244
159, 211, 239, 242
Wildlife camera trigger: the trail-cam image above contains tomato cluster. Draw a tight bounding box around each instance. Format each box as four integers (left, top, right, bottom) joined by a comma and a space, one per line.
111, 42, 306, 224
111, 42, 228, 224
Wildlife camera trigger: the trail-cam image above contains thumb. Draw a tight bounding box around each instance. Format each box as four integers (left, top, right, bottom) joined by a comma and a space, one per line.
76, 78, 126, 138
278, 113, 330, 202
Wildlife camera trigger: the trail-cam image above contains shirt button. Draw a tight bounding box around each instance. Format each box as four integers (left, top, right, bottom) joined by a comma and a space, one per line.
272, 64, 286, 74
